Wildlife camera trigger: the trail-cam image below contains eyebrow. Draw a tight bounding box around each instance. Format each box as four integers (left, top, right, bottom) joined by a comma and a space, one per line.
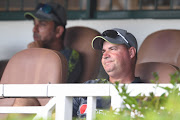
39, 20, 49, 23
109, 46, 117, 49
108, 45, 118, 50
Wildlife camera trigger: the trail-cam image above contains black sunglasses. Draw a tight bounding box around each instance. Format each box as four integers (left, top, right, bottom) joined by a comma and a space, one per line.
102, 30, 131, 47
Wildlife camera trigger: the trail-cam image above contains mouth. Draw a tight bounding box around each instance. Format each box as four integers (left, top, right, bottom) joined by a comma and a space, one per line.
104, 60, 113, 66
33, 33, 40, 41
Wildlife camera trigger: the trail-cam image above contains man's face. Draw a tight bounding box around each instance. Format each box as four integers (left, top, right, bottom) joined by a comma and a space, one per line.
101, 41, 131, 77
33, 19, 56, 45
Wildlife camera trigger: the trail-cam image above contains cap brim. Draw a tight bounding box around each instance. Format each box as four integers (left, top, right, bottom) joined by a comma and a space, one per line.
92, 36, 104, 50
24, 12, 52, 21
24, 12, 38, 20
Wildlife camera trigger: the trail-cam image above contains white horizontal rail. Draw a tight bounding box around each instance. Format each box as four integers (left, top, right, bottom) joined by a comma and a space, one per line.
47, 84, 110, 96
0, 84, 48, 97
0, 84, 174, 120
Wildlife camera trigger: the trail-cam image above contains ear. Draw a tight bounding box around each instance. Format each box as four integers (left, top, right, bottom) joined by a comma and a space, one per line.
56, 26, 64, 38
128, 47, 136, 59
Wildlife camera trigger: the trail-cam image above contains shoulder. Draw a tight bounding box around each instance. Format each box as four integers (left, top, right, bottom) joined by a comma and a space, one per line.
60, 47, 80, 60
84, 79, 109, 84
60, 47, 76, 55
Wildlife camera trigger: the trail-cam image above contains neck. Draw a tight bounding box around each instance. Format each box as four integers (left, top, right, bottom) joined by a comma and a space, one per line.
109, 74, 135, 84
45, 39, 64, 51
109, 67, 135, 84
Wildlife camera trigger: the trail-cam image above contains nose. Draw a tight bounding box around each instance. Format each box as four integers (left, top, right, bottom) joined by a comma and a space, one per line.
102, 51, 110, 59
33, 24, 38, 33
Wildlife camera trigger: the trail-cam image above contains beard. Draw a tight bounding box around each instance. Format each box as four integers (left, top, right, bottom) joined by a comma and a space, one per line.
33, 33, 55, 48
33, 33, 41, 41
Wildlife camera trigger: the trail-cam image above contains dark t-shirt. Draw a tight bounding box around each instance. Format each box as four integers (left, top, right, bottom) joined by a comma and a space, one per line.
73, 77, 143, 118
60, 47, 82, 83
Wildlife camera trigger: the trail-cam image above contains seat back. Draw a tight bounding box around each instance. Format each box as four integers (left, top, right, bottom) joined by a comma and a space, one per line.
135, 62, 177, 83
136, 29, 180, 83
64, 26, 101, 82
0, 48, 68, 106
137, 29, 180, 67
1, 48, 67, 84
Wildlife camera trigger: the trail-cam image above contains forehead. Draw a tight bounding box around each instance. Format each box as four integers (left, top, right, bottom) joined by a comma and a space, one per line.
34, 18, 54, 24
102, 41, 121, 48
102, 41, 129, 52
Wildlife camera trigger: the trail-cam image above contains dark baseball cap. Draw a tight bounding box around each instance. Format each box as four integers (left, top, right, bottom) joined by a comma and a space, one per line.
92, 28, 137, 50
24, 2, 67, 26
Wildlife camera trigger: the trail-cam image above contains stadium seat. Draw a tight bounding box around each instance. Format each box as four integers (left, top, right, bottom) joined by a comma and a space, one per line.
136, 29, 180, 83
0, 48, 68, 106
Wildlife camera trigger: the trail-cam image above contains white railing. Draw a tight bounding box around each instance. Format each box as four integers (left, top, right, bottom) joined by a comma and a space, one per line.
0, 84, 173, 120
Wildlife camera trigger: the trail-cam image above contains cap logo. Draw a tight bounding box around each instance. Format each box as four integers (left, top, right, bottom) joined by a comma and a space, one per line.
80, 104, 87, 114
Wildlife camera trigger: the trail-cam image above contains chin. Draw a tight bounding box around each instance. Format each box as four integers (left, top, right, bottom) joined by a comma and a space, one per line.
104, 66, 114, 72
105, 69, 114, 74
34, 39, 38, 41
34, 37, 41, 41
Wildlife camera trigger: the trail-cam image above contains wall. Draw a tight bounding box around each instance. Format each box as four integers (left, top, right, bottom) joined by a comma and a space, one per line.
0, 19, 180, 60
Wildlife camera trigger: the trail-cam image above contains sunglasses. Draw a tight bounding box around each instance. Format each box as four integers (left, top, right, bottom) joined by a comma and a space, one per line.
36, 3, 63, 25
102, 30, 131, 47
37, 3, 53, 14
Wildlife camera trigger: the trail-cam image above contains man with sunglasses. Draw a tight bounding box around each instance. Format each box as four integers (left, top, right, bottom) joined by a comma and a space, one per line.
24, 2, 82, 83
73, 28, 142, 118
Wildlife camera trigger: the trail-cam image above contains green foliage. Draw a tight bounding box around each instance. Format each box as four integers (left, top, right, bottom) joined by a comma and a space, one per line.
1, 113, 53, 120
3, 114, 36, 120
95, 71, 180, 120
